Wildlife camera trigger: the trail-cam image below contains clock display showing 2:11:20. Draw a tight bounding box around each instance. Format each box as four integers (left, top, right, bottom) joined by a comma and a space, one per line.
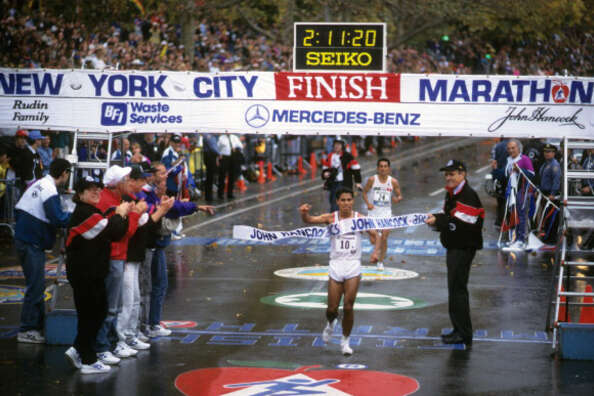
302, 28, 378, 47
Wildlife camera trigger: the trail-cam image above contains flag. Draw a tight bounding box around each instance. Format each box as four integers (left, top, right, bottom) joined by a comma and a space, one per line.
130, 0, 145, 15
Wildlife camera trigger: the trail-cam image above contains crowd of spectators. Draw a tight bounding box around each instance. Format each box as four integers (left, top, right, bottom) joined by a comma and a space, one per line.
1, 7, 591, 76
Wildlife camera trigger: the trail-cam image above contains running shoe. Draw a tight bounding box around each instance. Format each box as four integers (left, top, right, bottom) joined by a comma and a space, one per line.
65, 346, 82, 369
117, 341, 138, 356
81, 361, 111, 374
97, 351, 121, 365
341, 336, 353, 356
376, 262, 384, 271
17, 330, 45, 344
322, 319, 337, 343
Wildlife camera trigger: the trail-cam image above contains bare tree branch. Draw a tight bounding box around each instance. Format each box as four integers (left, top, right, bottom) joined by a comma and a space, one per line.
238, 7, 276, 40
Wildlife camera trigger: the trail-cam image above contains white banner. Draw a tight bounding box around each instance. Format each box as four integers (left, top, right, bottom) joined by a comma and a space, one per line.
233, 213, 428, 242
0, 68, 592, 138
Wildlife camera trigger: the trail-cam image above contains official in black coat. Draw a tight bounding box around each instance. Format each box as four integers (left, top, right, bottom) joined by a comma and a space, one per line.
425, 160, 484, 346
64, 176, 130, 371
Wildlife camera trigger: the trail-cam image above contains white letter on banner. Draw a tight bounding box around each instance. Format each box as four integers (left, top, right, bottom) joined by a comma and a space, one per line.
365, 76, 387, 100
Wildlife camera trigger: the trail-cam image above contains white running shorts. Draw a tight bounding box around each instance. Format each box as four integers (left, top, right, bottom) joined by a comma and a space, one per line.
328, 259, 361, 282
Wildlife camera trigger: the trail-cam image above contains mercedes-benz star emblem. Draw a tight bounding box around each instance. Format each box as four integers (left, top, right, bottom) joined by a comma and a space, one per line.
245, 104, 270, 128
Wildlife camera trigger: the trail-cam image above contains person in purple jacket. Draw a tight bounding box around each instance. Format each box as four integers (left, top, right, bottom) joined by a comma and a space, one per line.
136, 162, 214, 337
503, 139, 534, 250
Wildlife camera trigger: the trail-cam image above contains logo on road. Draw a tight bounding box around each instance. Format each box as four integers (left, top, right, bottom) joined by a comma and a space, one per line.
274, 266, 419, 281
261, 292, 427, 310
245, 104, 270, 128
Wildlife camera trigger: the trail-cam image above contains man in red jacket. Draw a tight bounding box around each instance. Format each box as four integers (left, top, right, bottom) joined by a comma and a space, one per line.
95, 165, 148, 365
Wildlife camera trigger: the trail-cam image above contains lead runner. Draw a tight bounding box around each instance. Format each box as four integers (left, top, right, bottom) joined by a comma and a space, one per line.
299, 187, 381, 355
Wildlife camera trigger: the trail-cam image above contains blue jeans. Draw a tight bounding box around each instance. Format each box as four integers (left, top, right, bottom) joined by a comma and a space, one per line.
149, 248, 167, 326
15, 239, 46, 332
96, 260, 124, 352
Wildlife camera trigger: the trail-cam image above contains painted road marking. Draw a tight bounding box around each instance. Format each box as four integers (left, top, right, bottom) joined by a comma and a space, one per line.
0, 321, 552, 346
475, 164, 492, 173
261, 292, 427, 310
273, 266, 419, 281
0, 285, 52, 304
428, 187, 445, 197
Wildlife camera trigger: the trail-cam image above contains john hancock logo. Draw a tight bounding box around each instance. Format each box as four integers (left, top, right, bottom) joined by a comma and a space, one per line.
101, 102, 127, 126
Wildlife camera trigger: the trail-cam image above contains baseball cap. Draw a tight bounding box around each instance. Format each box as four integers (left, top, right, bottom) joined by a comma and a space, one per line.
129, 164, 153, 180
439, 159, 467, 172
103, 165, 132, 187
543, 143, 557, 152
170, 134, 182, 143
28, 130, 43, 140
16, 129, 28, 137
75, 175, 103, 194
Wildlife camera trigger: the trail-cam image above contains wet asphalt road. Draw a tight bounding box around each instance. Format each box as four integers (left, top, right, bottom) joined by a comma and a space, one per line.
1, 137, 593, 396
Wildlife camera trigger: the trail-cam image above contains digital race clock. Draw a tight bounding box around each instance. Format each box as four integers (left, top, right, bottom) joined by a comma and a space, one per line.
293, 22, 386, 72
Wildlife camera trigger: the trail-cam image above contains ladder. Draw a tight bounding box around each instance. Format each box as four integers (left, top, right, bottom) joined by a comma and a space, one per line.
65, 131, 126, 190
548, 137, 594, 353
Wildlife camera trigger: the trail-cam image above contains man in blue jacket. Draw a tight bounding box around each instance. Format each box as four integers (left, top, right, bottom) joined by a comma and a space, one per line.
14, 158, 72, 343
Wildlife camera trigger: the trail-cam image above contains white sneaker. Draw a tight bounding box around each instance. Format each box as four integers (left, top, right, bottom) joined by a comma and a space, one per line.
137, 332, 150, 343
341, 336, 353, 356
113, 343, 132, 358
376, 262, 384, 271
117, 341, 138, 356
148, 324, 172, 337
65, 346, 82, 369
322, 319, 337, 343
502, 240, 525, 252
127, 337, 150, 350
81, 361, 111, 374
17, 330, 45, 344
97, 351, 121, 365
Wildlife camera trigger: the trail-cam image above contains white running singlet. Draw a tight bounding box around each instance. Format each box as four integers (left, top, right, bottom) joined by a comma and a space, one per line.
369, 175, 393, 218
329, 211, 362, 282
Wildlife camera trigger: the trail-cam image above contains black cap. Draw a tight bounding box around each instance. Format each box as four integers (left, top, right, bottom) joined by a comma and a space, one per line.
543, 143, 557, 152
439, 159, 467, 172
170, 134, 182, 143
75, 175, 103, 193
129, 164, 152, 180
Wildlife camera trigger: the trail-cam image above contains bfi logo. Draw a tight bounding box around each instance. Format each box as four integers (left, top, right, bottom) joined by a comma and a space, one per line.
101, 102, 127, 125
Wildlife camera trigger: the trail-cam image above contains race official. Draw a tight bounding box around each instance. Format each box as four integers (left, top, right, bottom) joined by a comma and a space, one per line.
14, 158, 72, 343
425, 160, 484, 346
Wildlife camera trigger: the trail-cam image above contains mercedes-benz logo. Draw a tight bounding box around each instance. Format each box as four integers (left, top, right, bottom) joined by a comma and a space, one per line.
245, 104, 270, 128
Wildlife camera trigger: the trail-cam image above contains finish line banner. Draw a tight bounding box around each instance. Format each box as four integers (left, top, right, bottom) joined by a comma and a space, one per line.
233, 213, 428, 242
0, 68, 592, 138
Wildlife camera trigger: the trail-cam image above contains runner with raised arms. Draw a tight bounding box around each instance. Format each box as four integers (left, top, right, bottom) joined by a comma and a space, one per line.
362, 158, 402, 270
299, 187, 381, 356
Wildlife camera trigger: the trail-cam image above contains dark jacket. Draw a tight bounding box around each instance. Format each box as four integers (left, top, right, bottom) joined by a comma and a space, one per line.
123, 193, 159, 262
433, 180, 484, 250
65, 202, 128, 280
325, 150, 362, 189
